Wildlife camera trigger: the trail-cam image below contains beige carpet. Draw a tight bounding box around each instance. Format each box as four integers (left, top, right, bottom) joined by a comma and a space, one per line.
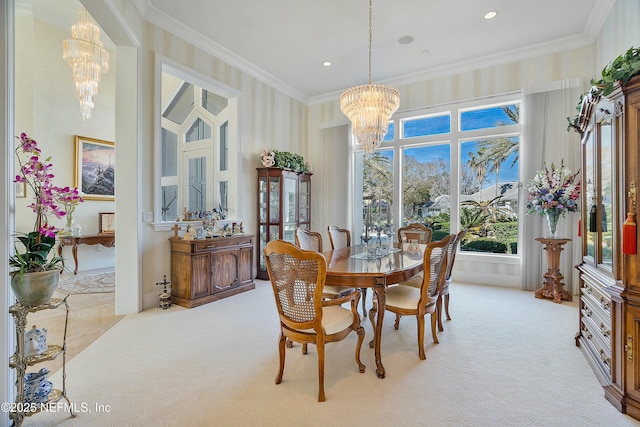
57, 271, 115, 295
28, 281, 640, 426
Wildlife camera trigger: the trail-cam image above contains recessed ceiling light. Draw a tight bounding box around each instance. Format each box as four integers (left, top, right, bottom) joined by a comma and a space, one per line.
484, 10, 497, 20
322, 61, 332, 67
398, 35, 414, 45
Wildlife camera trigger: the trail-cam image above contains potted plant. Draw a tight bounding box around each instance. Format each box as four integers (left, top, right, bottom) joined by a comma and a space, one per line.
10, 133, 84, 306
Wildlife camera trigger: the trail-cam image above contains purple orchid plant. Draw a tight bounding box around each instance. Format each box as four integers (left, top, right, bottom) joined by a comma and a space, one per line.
10, 133, 84, 278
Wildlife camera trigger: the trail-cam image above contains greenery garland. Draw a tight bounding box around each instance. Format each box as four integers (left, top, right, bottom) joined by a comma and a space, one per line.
568, 46, 640, 132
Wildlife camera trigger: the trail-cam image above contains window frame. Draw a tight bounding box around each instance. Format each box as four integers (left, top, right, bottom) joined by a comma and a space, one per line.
351, 92, 522, 257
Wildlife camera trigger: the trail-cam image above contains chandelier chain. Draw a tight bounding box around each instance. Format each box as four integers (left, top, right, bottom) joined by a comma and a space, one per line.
368, 0, 372, 85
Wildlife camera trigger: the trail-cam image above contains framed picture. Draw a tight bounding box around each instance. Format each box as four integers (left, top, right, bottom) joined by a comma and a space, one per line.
15, 182, 26, 198
99, 212, 115, 234
74, 136, 115, 201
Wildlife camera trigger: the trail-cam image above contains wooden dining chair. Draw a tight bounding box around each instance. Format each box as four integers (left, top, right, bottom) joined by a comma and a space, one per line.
327, 225, 351, 250
383, 234, 454, 360
263, 239, 365, 402
437, 229, 467, 331
327, 225, 369, 317
397, 223, 433, 245
296, 227, 356, 300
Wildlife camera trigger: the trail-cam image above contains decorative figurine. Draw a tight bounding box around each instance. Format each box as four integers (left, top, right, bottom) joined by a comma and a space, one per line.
24, 368, 53, 403
24, 325, 47, 357
156, 275, 172, 310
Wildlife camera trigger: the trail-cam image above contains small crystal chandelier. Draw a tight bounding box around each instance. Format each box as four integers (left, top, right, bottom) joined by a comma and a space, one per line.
62, 7, 109, 120
340, 0, 399, 154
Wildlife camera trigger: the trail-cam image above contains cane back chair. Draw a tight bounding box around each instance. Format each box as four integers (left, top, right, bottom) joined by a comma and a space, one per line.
263, 239, 365, 401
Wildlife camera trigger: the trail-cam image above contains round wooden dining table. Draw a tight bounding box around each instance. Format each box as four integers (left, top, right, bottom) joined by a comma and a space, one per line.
321, 243, 425, 378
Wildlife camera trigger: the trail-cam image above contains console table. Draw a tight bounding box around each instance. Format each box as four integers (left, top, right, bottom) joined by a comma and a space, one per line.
535, 237, 572, 303
57, 234, 115, 275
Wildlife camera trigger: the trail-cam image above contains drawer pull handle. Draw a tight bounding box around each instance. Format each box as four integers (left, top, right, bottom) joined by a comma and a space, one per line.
600, 323, 611, 337
600, 349, 611, 366
626, 334, 633, 363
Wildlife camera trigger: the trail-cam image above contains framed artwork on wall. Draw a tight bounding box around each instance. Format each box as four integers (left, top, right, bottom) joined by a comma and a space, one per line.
74, 135, 115, 201
99, 212, 115, 234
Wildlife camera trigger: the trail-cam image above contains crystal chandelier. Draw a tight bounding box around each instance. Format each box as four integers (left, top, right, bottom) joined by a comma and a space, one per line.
62, 7, 109, 120
340, 0, 399, 154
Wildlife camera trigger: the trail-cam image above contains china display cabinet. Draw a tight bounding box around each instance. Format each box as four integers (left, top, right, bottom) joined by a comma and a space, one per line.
575, 75, 640, 420
256, 167, 312, 279
9, 297, 75, 426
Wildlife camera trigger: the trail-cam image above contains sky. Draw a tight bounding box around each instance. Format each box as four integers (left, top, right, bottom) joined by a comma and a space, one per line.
384, 105, 520, 186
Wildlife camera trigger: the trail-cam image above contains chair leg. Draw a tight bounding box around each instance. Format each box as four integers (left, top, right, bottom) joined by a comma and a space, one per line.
302, 343, 308, 354
416, 314, 426, 360
436, 295, 444, 332
431, 312, 439, 345
444, 294, 451, 320
355, 325, 366, 373
317, 340, 326, 402
394, 313, 401, 330
361, 287, 368, 317
276, 333, 287, 384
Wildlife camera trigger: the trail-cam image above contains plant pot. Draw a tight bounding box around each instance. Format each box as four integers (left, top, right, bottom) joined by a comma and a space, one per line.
10, 269, 60, 307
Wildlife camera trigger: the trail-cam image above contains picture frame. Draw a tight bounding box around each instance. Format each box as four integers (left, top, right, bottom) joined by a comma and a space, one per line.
74, 135, 115, 201
99, 212, 115, 234
15, 182, 26, 198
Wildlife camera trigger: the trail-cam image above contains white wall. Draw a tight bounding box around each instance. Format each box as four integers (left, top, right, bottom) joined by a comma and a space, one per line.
15, 6, 116, 272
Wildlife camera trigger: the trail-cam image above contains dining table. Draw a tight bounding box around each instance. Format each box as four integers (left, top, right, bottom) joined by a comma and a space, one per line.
322, 243, 426, 379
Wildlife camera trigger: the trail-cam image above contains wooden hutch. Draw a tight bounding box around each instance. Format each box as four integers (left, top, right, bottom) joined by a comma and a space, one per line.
256, 167, 311, 279
575, 75, 640, 420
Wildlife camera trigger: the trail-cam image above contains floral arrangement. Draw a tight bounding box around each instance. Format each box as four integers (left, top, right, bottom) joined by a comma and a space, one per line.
525, 160, 580, 217
259, 148, 311, 174
10, 133, 84, 277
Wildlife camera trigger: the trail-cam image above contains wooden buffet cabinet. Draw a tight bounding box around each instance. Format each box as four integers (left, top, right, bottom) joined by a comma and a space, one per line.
576, 75, 640, 420
170, 234, 255, 308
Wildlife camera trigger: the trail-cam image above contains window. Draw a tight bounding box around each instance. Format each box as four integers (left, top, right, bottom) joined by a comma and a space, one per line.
353, 96, 521, 255
402, 144, 450, 235
358, 149, 394, 245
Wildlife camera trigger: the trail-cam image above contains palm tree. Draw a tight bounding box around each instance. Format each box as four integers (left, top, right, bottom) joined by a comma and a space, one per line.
476, 137, 518, 198
470, 105, 520, 198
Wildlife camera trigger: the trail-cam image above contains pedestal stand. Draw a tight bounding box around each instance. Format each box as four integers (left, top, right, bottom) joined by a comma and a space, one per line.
535, 237, 572, 303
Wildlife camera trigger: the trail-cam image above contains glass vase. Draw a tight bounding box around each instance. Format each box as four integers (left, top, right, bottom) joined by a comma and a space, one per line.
545, 210, 561, 238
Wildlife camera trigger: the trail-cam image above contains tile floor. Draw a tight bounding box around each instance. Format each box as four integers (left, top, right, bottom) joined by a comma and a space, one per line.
22, 274, 122, 375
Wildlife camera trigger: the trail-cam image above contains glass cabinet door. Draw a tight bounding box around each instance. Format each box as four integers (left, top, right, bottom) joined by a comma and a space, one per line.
585, 131, 595, 260
583, 98, 616, 271
269, 177, 280, 222
600, 119, 614, 269
283, 176, 297, 225
299, 179, 310, 224
259, 176, 267, 223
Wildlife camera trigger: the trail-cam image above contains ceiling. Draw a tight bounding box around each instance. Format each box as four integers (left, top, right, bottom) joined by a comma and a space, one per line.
23, 0, 616, 102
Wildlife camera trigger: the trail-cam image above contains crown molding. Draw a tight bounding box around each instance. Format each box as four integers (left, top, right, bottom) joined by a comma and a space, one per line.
131, 0, 308, 104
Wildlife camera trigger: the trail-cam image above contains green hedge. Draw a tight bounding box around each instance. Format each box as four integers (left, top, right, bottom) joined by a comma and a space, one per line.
431, 229, 449, 241
462, 238, 507, 253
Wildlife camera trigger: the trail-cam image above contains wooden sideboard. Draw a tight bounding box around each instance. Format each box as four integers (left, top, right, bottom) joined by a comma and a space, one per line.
169, 234, 255, 308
